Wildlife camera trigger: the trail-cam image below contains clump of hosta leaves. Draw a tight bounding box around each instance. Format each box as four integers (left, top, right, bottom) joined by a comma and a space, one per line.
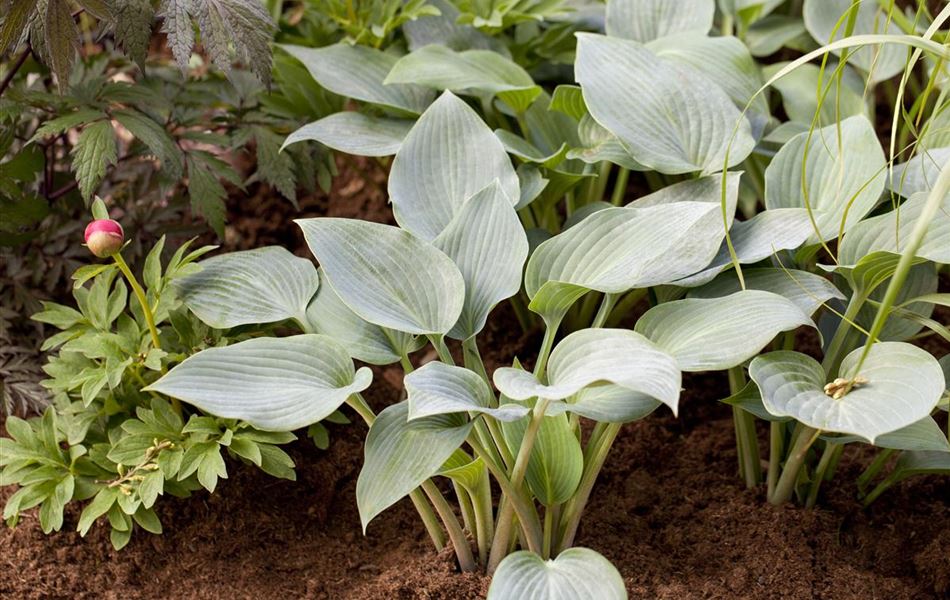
0, 207, 298, 549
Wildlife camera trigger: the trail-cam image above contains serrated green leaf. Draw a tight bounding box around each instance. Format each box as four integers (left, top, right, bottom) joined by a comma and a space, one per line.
114, 0, 154, 67
113, 109, 183, 178
44, 0, 79, 91
71, 120, 117, 201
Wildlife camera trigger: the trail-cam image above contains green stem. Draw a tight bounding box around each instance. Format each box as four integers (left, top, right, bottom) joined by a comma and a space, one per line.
769, 425, 820, 505
729, 367, 761, 488
821, 294, 866, 376
422, 479, 477, 572
113, 253, 160, 350
533, 324, 558, 378
510, 292, 534, 334
471, 472, 494, 566
428, 335, 456, 366
767, 421, 784, 499
542, 505, 555, 559
610, 168, 630, 205
590, 293, 619, 329
857, 447, 895, 494
862, 473, 898, 506
454, 483, 476, 535
805, 441, 839, 508
462, 337, 490, 387
604, 289, 647, 327
487, 399, 550, 573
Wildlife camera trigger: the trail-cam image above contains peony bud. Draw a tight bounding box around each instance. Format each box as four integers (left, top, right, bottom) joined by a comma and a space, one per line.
84, 219, 124, 258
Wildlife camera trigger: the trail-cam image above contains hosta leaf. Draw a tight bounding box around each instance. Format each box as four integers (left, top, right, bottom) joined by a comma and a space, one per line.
636, 290, 814, 371
550, 84, 588, 121
385, 45, 541, 112
71, 120, 117, 201
502, 405, 582, 505
493, 329, 680, 415
746, 15, 808, 57
434, 181, 529, 340
575, 33, 754, 175
763, 62, 867, 126
525, 176, 739, 322
403, 0, 499, 53
438, 450, 488, 493
406, 362, 528, 422
689, 268, 844, 316
304, 269, 420, 366
389, 92, 519, 240
838, 192, 950, 266
281, 113, 413, 157
721, 380, 791, 422
764, 116, 885, 244
828, 416, 950, 452
297, 218, 465, 335
280, 43, 433, 114
357, 401, 471, 530
749, 343, 945, 442
175, 247, 319, 329
888, 147, 950, 198
803, 0, 906, 83
887, 451, 950, 483
546, 384, 662, 423
146, 335, 373, 431
857, 262, 937, 342
605, 0, 714, 42
488, 548, 626, 600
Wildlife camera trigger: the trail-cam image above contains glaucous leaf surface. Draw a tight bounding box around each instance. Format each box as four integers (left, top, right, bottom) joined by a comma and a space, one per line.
828, 417, 950, 452
763, 62, 867, 126
357, 401, 472, 530
689, 268, 845, 316
838, 192, 950, 265
749, 343, 946, 442
502, 404, 583, 505
721, 380, 791, 422
889, 147, 950, 197
146, 335, 372, 431
405, 361, 529, 422
856, 263, 937, 341
546, 384, 662, 423
765, 116, 885, 243
297, 218, 464, 335
488, 547, 627, 600
745, 15, 807, 57
575, 33, 755, 174
605, 0, 714, 42
636, 290, 814, 371
434, 181, 529, 340
403, 0, 500, 53
304, 269, 420, 365
389, 92, 519, 240
281, 113, 413, 157
887, 451, 950, 483
803, 0, 906, 83
493, 329, 681, 415
280, 44, 433, 114
385, 45, 541, 112
175, 247, 319, 329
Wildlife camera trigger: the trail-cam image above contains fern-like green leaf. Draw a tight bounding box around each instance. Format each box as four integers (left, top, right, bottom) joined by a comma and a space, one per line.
158, 0, 194, 72
70, 120, 117, 201
114, 0, 155, 67
44, 0, 79, 91
251, 125, 296, 204
0, 0, 36, 56
113, 109, 184, 178
185, 152, 233, 236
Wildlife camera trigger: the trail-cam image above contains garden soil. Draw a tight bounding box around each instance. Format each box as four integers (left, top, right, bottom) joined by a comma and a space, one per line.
1, 159, 948, 599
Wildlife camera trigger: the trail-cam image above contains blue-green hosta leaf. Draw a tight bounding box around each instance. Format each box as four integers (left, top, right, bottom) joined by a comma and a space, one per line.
488, 548, 627, 600
888, 451, 950, 483
405, 361, 529, 422
827, 416, 950, 452
495, 130, 569, 168
385, 45, 541, 112
764, 116, 886, 244
297, 218, 465, 335
721, 380, 791, 422
569, 115, 647, 171
438, 450, 488, 493
525, 176, 739, 323
280, 113, 413, 157
403, 0, 501, 53
502, 403, 582, 505
550, 84, 588, 121
746, 16, 808, 58
435, 181, 529, 340
889, 147, 950, 198
304, 269, 420, 365
802, 0, 906, 83
493, 329, 681, 415
688, 268, 845, 316
357, 401, 471, 530
838, 192, 950, 265
146, 335, 372, 431
763, 62, 867, 126
389, 92, 519, 240
605, 0, 714, 42
280, 43, 433, 114
636, 290, 814, 371
647, 33, 769, 136
857, 263, 937, 342
749, 343, 945, 442
175, 247, 319, 329
547, 384, 662, 424
576, 33, 755, 175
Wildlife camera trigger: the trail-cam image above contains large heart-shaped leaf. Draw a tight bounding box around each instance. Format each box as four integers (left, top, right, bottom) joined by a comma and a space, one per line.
402, 0, 499, 53
749, 343, 945, 442
803, 0, 906, 83
576, 33, 754, 174
765, 116, 885, 244
281, 113, 413, 157
434, 181, 529, 340
487, 548, 627, 600
493, 329, 681, 415
175, 247, 319, 329
389, 91, 519, 240
146, 335, 372, 431
357, 401, 472, 530
385, 45, 541, 112
605, 0, 714, 42
838, 192, 950, 265
280, 44, 433, 114
689, 268, 844, 316
304, 269, 421, 365
889, 147, 950, 198
763, 62, 867, 126
297, 218, 464, 335
828, 417, 950, 453
406, 361, 529, 422
636, 290, 814, 372
502, 404, 582, 506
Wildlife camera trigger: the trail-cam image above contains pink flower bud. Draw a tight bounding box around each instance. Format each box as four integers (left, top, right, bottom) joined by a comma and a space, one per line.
84, 219, 124, 258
